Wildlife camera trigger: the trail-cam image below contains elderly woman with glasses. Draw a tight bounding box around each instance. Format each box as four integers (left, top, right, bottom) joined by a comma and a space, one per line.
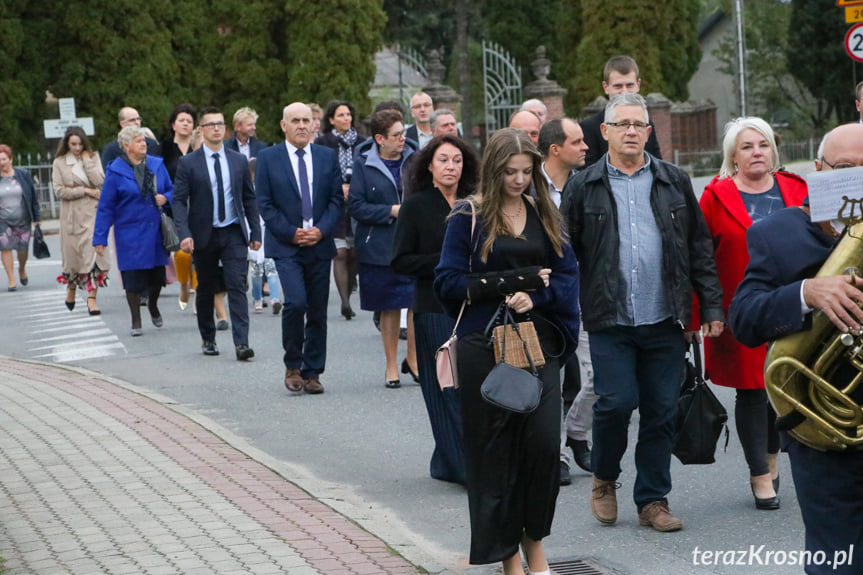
94, 125, 173, 336
348, 109, 418, 388
693, 116, 807, 510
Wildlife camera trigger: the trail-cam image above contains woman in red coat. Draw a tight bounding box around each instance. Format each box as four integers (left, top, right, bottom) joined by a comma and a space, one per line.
697, 117, 807, 510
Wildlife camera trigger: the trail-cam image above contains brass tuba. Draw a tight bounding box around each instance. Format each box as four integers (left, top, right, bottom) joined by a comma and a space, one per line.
764, 218, 863, 451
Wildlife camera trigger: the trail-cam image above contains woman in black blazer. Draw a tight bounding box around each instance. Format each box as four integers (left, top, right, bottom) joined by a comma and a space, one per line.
391, 135, 478, 484
315, 100, 362, 320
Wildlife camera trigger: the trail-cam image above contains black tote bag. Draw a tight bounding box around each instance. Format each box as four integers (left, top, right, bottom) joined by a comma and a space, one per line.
673, 340, 729, 464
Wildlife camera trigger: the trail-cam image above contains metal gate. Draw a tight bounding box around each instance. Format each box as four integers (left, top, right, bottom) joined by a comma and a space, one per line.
395, 45, 427, 111
483, 40, 522, 141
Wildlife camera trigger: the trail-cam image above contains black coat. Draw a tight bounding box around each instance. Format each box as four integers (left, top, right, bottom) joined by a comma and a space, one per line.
560, 154, 723, 332
391, 187, 455, 314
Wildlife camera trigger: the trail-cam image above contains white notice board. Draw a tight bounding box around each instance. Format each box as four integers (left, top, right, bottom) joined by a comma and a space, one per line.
806, 166, 863, 223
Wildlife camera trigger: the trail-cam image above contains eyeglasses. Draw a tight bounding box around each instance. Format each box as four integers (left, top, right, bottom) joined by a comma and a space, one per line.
388, 130, 406, 139
606, 121, 649, 130
820, 158, 863, 170
200, 122, 226, 129
411, 102, 432, 109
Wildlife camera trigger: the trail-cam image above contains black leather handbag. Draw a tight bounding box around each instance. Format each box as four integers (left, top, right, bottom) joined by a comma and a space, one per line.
673, 340, 729, 464
480, 305, 543, 414
32, 224, 50, 259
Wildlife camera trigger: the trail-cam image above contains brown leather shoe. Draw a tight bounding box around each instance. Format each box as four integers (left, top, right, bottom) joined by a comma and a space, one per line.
638, 500, 682, 532
284, 368, 304, 392
303, 378, 324, 394
591, 475, 619, 525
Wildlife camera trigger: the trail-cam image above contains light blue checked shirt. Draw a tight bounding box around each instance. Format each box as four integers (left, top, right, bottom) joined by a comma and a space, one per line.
606, 154, 672, 326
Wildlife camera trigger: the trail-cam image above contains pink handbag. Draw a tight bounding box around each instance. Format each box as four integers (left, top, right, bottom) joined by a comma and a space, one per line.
436, 303, 464, 389
435, 201, 475, 390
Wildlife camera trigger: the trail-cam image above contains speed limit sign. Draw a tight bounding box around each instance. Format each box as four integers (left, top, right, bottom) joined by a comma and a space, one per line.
846, 23, 863, 62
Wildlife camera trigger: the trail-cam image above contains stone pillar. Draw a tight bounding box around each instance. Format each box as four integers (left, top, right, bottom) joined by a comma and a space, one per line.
422, 49, 462, 115
524, 46, 567, 120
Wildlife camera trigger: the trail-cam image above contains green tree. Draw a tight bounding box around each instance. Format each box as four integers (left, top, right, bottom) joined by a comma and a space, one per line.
283, 0, 386, 116
713, 0, 821, 136
0, 1, 55, 154
787, 0, 860, 129
565, 0, 701, 111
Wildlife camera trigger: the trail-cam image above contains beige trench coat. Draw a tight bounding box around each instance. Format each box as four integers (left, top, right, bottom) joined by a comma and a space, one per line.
52, 152, 112, 276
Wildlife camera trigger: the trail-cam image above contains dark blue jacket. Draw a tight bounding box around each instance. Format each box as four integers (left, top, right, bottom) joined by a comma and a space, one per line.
94, 155, 173, 271
434, 201, 580, 360
729, 206, 834, 348
224, 136, 269, 159
11, 168, 40, 224
348, 144, 416, 266
255, 143, 343, 261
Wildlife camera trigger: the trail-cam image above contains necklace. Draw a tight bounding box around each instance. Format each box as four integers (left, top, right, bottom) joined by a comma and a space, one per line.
502, 201, 524, 219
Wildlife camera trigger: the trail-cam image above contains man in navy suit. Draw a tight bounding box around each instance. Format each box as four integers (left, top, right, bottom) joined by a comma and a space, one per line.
224, 107, 269, 160
730, 123, 863, 575
256, 102, 343, 394
172, 106, 262, 360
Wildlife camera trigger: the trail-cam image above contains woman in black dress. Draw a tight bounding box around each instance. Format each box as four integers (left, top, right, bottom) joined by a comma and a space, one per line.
434, 128, 580, 574
392, 135, 478, 485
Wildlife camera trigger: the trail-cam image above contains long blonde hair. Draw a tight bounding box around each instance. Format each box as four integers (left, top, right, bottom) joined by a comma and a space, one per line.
472, 128, 564, 262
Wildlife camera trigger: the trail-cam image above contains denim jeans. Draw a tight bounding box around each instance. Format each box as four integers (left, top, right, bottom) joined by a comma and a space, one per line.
589, 319, 685, 509
250, 259, 280, 302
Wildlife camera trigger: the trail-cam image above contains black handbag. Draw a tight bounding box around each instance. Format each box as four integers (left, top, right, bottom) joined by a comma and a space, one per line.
32, 224, 50, 259
673, 340, 729, 465
160, 210, 180, 252
480, 306, 543, 414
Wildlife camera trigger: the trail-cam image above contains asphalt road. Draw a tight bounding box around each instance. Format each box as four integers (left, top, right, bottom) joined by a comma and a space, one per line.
0, 232, 816, 575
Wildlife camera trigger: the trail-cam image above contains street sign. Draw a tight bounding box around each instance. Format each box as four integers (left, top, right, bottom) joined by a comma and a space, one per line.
58, 98, 76, 121
839, 0, 863, 6
848, 5, 863, 21
846, 23, 863, 61
43, 118, 95, 138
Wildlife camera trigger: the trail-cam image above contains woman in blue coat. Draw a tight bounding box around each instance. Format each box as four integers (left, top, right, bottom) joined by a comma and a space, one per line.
93, 126, 173, 336
348, 108, 417, 388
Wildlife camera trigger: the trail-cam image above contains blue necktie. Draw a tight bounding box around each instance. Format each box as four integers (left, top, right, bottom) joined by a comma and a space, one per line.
213, 152, 226, 223
296, 148, 312, 222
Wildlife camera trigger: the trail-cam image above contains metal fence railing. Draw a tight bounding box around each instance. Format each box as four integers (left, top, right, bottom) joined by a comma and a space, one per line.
16, 153, 58, 219
674, 138, 820, 178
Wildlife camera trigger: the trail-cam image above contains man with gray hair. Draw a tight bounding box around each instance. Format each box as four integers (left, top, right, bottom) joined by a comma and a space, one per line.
225, 107, 269, 160
561, 92, 724, 532
101, 106, 161, 170
430, 108, 459, 138
405, 91, 434, 149
521, 98, 548, 124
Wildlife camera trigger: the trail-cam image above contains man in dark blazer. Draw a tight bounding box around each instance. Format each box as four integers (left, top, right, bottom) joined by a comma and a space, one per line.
256, 102, 343, 395
101, 106, 161, 170
729, 123, 863, 575
172, 106, 262, 360
224, 107, 269, 160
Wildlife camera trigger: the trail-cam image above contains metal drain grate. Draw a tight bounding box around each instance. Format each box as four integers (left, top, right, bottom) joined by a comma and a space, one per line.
548, 557, 620, 575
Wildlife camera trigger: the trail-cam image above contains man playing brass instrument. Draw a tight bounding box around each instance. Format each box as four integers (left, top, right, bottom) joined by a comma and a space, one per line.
729, 123, 863, 575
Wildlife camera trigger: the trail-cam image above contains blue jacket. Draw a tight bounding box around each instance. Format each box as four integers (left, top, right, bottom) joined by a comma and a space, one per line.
348, 144, 415, 266
255, 143, 343, 261
11, 168, 40, 223
729, 206, 834, 348
93, 155, 173, 271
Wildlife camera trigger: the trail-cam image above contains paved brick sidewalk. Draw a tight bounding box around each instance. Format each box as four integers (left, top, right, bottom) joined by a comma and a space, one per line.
0, 358, 421, 575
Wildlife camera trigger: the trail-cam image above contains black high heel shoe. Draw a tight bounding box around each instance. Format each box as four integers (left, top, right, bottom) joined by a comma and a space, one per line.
750, 483, 780, 510
65, 288, 76, 311
401, 358, 419, 383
